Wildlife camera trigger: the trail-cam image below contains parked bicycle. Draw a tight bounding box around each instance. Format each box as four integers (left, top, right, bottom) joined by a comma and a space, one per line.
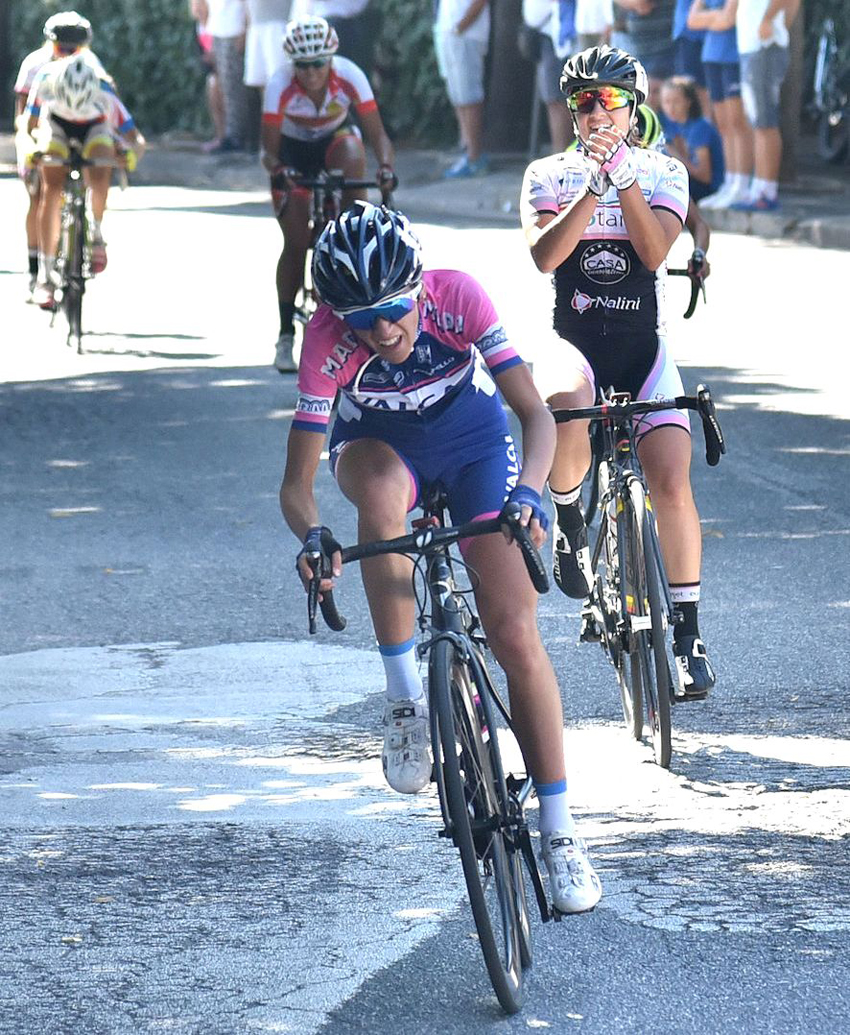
271, 169, 394, 365
812, 16, 850, 163
304, 492, 553, 1014
552, 387, 726, 769
38, 141, 121, 354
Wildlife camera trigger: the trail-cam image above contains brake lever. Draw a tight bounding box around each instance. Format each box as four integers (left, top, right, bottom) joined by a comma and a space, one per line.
305, 551, 321, 634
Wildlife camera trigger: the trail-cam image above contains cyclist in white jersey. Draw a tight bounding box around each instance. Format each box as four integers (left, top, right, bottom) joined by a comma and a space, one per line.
520, 45, 716, 698
13, 11, 102, 300
261, 15, 395, 374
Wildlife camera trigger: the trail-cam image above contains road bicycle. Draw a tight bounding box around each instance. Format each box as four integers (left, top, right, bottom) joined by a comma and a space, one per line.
39, 142, 121, 354
272, 169, 394, 365
811, 16, 850, 163
304, 493, 554, 1014
552, 387, 726, 769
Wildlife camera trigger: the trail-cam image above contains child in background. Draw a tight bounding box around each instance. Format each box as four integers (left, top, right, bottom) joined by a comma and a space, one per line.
660, 74, 724, 201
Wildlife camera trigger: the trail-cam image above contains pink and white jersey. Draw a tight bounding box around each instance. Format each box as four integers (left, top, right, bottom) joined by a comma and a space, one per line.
520, 146, 688, 348
293, 269, 522, 433
262, 55, 376, 142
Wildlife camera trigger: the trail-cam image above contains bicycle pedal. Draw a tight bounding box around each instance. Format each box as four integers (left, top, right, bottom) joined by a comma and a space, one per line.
579, 616, 602, 643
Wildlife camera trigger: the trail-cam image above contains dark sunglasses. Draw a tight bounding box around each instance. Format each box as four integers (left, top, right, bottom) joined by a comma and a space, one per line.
338, 294, 417, 330
294, 58, 330, 70
567, 86, 634, 114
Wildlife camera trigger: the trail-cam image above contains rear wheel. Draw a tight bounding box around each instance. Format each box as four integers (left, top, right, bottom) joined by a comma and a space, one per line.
431, 638, 524, 1014
63, 204, 85, 353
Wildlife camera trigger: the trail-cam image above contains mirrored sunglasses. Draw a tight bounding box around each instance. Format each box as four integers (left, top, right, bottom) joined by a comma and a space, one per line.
294, 58, 330, 70
567, 86, 634, 114
337, 293, 418, 330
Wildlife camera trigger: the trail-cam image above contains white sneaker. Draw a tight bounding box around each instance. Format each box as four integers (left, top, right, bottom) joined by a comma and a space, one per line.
699, 185, 734, 210
540, 831, 602, 915
382, 696, 431, 794
274, 331, 296, 374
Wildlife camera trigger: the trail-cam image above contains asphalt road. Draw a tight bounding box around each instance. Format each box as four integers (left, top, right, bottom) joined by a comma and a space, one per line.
1, 177, 849, 1034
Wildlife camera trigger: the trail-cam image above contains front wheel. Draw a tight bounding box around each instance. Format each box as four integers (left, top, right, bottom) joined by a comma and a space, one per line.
430, 638, 524, 1014
625, 480, 672, 768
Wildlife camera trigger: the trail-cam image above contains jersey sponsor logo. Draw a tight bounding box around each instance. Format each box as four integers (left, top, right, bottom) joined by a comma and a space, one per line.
319, 333, 360, 378
587, 209, 625, 232
422, 298, 465, 335
580, 241, 630, 285
571, 289, 641, 314
296, 395, 332, 415
504, 436, 520, 495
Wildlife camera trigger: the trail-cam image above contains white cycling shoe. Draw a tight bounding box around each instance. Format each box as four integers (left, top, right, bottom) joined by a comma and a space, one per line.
274, 332, 297, 374
382, 696, 432, 794
540, 831, 602, 915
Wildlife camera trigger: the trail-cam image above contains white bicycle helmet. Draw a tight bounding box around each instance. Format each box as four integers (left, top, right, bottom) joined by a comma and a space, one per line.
44, 11, 93, 47
283, 16, 339, 61
52, 55, 100, 118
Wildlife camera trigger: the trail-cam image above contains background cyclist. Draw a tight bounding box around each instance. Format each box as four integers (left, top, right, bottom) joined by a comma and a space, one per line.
13, 11, 103, 302
520, 45, 716, 699
27, 52, 136, 310
280, 202, 602, 916
261, 15, 396, 375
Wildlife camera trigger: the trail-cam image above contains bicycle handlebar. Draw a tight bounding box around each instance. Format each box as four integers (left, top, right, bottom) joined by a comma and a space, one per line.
305, 506, 549, 634
668, 264, 706, 320
551, 384, 727, 467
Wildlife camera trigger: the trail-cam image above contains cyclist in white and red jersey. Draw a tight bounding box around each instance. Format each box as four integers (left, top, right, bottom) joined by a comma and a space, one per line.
281, 202, 602, 916
13, 11, 104, 300
521, 45, 716, 698
261, 15, 395, 374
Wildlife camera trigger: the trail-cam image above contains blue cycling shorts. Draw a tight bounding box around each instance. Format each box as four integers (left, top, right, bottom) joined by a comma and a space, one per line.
329, 374, 519, 525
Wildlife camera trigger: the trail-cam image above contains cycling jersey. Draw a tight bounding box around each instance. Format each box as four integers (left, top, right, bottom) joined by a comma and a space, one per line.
294, 269, 522, 433
262, 54, 377, 142
520, 146, 689, 396
26, 58, 115, 124
15, 45, 106, 98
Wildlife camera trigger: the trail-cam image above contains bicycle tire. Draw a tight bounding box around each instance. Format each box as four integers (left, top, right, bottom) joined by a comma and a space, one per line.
470, 650, 533, 971
818, 105, 849, 163
63, 205, 85, 353
606, 484, 642, 741
625, 480, 672, 768
430, 637, 524, 1013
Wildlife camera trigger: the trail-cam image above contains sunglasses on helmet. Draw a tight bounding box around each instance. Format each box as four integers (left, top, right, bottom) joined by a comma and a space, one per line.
567, 86, 634, 114
294, 58, 330, 70
335, 290, 419, 330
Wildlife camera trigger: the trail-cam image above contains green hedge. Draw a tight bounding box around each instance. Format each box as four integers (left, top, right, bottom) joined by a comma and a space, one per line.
373, 0, 455, 145
8, 0, 454, 143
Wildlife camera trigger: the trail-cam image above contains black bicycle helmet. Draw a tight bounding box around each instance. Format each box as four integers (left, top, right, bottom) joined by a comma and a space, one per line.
44, 11, 93, 47
560, 45, 648, 106
312, 202, 423, 312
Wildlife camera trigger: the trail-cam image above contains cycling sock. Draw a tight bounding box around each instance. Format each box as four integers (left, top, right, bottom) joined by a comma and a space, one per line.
550, 485, 584, 532
672, 598, 700, 641
278, 301, 296, 336
37, 252, 55, 284
380, 637, 424, 702
534, 778, 575, 837
28, 250, 38, 276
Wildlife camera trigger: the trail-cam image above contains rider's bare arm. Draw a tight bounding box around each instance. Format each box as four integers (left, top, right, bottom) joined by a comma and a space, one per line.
618, 189, 681, 270
359, 107, 395, 174
524, 193, 598, 274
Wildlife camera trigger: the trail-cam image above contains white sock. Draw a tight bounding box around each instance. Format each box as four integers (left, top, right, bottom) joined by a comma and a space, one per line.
37, 252, 54, 283
380, 638, 424, 702
730, 173, 750, 197
535, 778, 576, 837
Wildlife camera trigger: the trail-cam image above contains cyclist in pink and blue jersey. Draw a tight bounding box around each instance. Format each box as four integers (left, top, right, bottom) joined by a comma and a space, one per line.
280, 202, 602, 917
